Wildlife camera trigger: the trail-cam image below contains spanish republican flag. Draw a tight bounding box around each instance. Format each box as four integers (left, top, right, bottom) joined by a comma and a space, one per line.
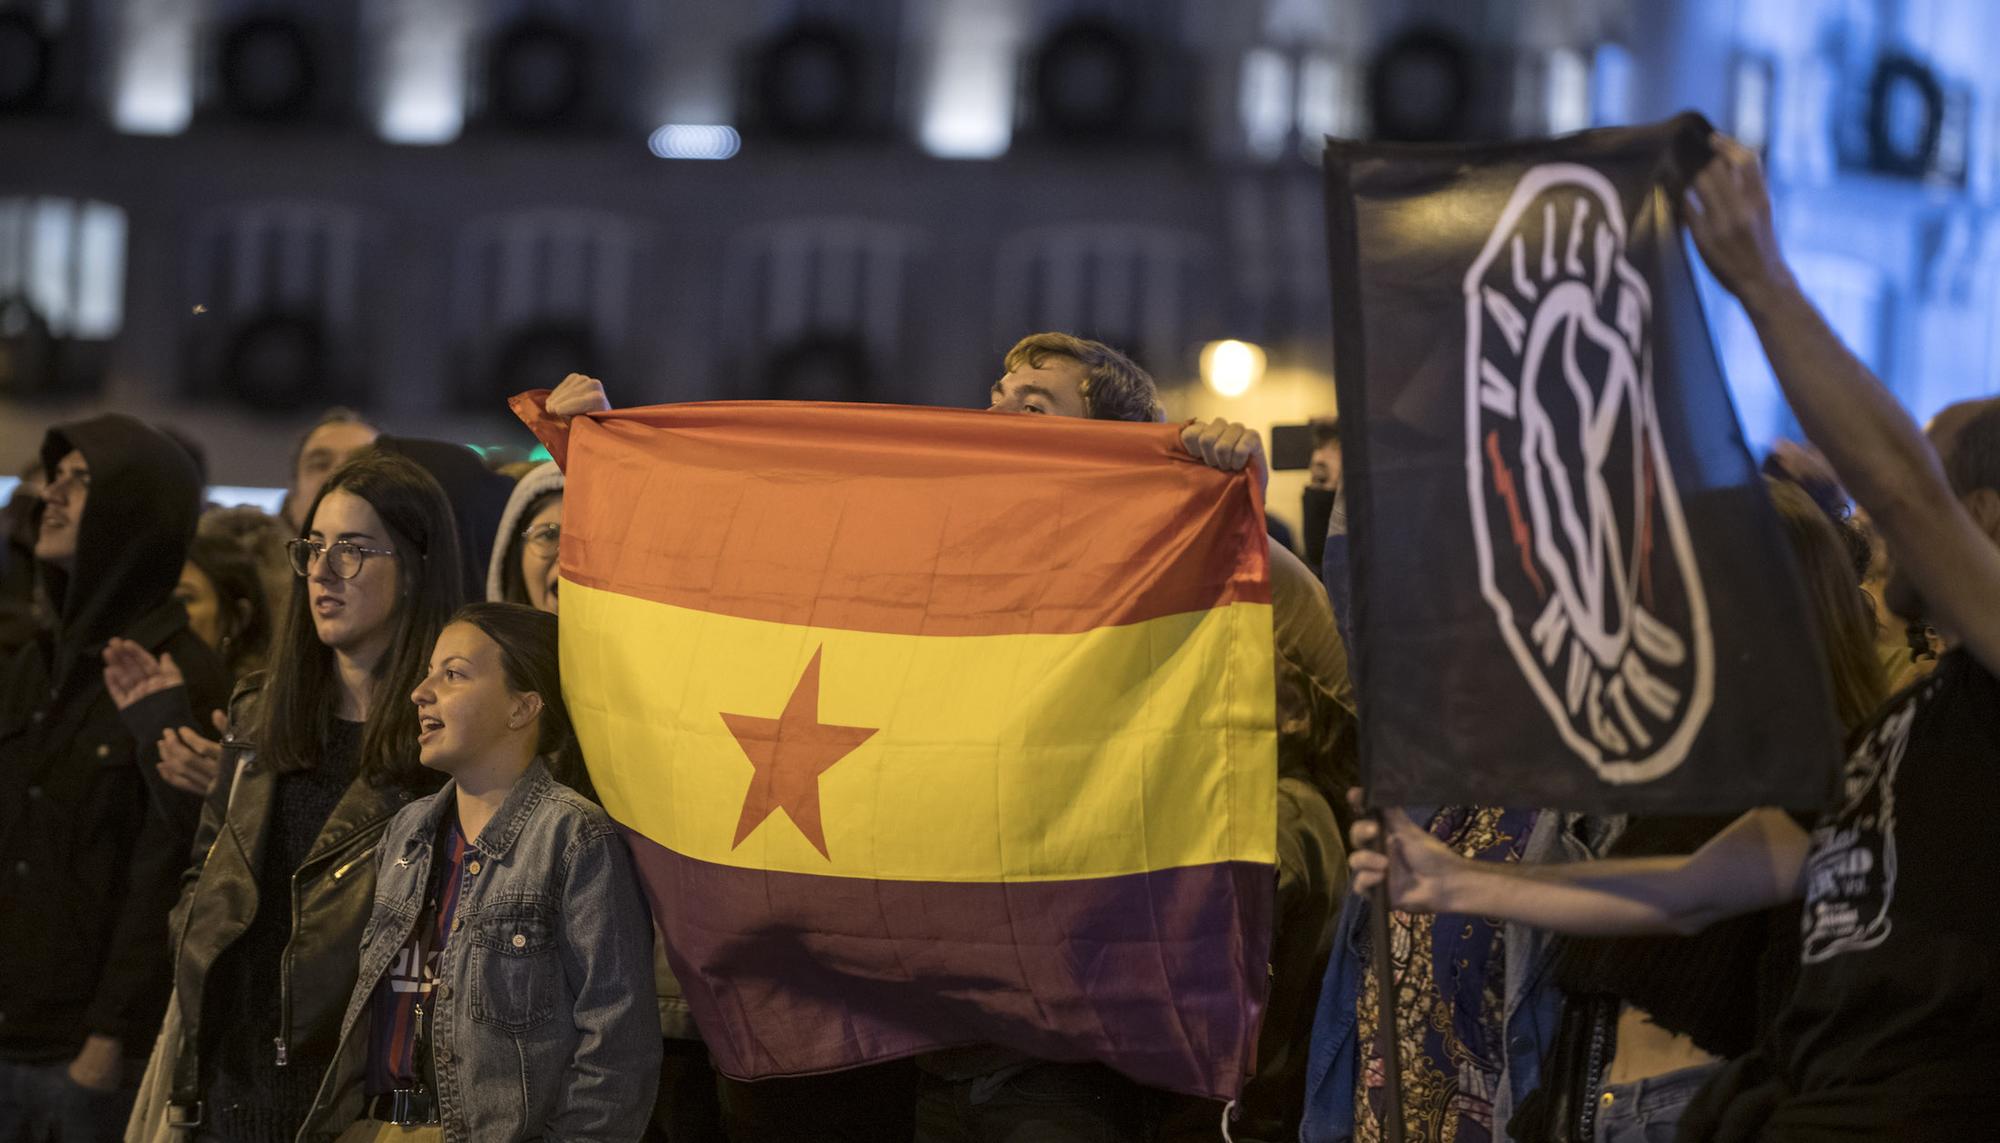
513, 392, 1277, 1100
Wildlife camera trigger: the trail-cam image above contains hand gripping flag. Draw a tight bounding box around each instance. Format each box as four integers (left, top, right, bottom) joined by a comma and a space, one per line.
1324, 113, 1840, 813
513, 393, 1277, 1099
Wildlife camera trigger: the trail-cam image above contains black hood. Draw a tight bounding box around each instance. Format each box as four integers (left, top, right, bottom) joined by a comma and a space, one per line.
373, 437, 513, 601
38, 414, 202, 665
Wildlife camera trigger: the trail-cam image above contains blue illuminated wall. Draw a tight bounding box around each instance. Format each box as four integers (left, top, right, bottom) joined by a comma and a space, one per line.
1629, 0, 2000, 449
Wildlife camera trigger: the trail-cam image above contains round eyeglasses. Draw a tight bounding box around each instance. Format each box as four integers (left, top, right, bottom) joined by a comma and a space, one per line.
286, 538, 397, 580
520, 521, 561, 557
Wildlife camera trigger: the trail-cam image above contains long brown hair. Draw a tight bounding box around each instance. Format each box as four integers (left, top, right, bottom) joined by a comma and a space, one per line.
1768, 477, 1885, 733
257, 452, 464, 787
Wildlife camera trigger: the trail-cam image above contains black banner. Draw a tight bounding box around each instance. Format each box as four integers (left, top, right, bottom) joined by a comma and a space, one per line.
1326, 114, 1839, 813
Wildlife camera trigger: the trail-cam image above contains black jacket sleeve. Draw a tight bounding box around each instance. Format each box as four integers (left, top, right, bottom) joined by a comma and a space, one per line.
83, 634, 228, 1047
115, 686, 208, 840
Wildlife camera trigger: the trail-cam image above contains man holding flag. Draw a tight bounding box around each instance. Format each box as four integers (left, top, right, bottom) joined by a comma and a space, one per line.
535, 335, 1352, 1143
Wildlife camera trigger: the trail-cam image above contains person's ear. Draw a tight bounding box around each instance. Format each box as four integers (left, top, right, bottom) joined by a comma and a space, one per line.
508, 691, 545, 733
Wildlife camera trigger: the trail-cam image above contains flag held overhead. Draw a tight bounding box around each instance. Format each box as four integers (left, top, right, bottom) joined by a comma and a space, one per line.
512, 392, 1278, 1100
1324, 113, 1840, 814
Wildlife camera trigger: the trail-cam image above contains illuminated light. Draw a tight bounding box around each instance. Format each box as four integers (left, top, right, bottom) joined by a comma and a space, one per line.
918, 57, 1014, 158
463, 444, 550, 463
207, 485, 288, 514
1239, 47, 1292, 161
1546, 48, 1590, 134
111, 0, 200, 135
648, 123, 741, 160
72, 203, 127, 340
1297, 53, 1353, 158
374, 0, 474, 143
1591, 43, 1633, 126
0, 198, 127, 339
1732, 56, 1773, 152
1200, 340, 1267, 398
916, 0, 1019, 159
379, 74, 466, 144
380, 94, 465, 144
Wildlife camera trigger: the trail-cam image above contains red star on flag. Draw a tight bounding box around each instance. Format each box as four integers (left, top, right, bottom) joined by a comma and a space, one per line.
721, 647, 877, 859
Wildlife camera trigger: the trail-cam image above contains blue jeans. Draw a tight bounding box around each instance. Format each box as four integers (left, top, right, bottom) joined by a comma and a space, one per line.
0, 1059, 136, 1143
1593, 1061, 1721, 1143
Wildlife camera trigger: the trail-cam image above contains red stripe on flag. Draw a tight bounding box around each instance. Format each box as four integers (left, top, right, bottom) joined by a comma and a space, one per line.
513, 393, 1271, 636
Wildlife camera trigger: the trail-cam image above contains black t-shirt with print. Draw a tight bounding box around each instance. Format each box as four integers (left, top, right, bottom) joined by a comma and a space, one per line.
1777, 649, 2000, 1091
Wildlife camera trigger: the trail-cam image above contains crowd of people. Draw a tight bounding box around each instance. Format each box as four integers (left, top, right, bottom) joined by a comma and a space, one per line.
0, 137, 1990, 1143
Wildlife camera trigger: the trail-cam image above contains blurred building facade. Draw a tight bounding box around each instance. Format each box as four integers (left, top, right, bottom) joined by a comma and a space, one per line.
0, 0, 1995, 486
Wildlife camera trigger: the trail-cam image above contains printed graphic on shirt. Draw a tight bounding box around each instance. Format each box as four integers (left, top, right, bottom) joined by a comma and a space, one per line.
1463, 162, 1714, 785
385, 943, 440, 995
1800, 694, 1923, 963
367, 824, 470, 1093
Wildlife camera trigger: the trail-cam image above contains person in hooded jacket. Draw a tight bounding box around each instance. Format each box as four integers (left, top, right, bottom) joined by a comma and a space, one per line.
487, 461, 563, 614
0, 415, 229, 1142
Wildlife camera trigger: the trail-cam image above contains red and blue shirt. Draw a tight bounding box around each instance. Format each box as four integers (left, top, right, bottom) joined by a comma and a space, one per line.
366, 815, 473, 1095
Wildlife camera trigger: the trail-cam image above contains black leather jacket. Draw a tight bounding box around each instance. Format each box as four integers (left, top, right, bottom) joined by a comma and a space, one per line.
162, 681, 415, 1122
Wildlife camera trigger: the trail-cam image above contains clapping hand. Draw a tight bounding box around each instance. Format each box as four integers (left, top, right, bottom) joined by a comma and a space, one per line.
101, 638, 185, 711
156, 711, 228, 797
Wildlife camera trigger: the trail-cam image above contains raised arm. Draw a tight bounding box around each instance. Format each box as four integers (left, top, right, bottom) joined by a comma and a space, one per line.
1684, 135, 2000, 675
1350, 805, 1807, 937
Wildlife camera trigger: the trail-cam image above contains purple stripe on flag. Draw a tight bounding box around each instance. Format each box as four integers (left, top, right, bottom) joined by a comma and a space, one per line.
621, 827, 1273, 1101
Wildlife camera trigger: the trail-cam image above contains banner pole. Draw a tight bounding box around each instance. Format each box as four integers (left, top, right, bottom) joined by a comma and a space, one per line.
1367, 810, 1406, 1143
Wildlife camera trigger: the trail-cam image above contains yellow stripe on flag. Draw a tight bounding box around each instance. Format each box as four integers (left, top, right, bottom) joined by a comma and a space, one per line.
561, 578, 1277, 882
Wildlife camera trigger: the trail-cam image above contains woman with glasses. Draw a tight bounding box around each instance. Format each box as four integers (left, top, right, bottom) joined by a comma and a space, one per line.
487, 461, 562, 612
130, 452, 464, 1143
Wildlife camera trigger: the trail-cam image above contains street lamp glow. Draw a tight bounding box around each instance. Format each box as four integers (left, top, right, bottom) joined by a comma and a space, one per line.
648, 124, 741, 160
1201, 340, 1266, 397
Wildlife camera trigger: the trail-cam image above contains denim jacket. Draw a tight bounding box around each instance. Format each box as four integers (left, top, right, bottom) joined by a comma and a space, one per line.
298, 760, 661, 1143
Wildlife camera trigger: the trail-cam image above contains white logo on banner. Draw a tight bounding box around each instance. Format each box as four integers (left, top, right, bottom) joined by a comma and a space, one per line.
1463, 163, 1713, 783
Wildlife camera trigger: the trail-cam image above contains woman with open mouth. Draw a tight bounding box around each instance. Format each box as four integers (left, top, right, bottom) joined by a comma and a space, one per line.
298, 602, 658, 1142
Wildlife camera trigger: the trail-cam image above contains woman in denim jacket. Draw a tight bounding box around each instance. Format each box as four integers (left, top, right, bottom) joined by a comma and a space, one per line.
299, 602, 660, 1142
